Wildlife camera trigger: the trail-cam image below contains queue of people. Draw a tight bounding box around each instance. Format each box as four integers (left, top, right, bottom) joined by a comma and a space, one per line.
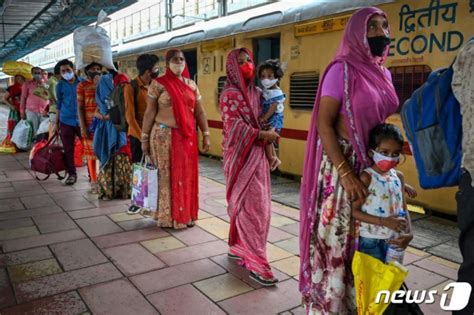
1, 5, 471, 313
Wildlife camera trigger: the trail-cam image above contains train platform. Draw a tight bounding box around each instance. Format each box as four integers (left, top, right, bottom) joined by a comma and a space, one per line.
0, 149, 462, 314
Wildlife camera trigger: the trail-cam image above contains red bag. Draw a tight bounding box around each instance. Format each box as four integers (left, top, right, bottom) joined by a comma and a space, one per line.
30, 132, 66, 181
74, 137, 84, 167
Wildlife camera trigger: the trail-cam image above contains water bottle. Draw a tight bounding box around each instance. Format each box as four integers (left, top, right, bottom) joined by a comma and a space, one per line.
385, 210, 407, 264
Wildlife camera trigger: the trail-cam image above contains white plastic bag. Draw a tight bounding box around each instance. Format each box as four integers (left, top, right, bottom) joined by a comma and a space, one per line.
36, 117, 50, 136
131, 162, 158, 211
11, 120, 33, 150
73, 25, 115, 71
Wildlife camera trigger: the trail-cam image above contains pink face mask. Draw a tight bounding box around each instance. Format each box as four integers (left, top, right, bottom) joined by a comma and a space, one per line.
371, 150, 399, 172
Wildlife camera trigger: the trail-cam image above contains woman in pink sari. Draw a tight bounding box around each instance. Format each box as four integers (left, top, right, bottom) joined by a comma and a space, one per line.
220, 48, 280, 286
299, 7, 403, 314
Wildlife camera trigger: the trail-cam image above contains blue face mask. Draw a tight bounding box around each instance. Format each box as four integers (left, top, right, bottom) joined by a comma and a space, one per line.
62, 71, 74, 81
33, 74, 42, 81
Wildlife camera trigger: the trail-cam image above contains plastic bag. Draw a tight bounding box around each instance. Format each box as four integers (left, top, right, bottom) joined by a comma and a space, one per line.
131, 160, 158, 211
36, 117, 50, 136
73, 25, 115, 71
352, 251, 408, 315
11, 120, 33, 150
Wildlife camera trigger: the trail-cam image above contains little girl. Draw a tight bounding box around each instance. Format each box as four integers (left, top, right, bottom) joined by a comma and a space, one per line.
352, 123, 414, 262
258, 59, 286, 171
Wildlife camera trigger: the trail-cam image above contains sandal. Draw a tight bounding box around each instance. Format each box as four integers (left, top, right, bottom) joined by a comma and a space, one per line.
249, 272, 279, 287
65, 175, 77, 186
128, 205, 141, 215
227, 253, 241, 260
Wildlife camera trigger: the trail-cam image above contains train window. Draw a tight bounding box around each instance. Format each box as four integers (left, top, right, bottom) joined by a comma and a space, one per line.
289, 71, 319, 108
389, 65, 432, 109
217, 76, 227, 104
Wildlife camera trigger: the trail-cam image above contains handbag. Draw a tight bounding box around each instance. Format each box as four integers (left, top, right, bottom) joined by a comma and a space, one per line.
131, 156, 158, 211
383, 283, 424, 315
30, 131, 67, 181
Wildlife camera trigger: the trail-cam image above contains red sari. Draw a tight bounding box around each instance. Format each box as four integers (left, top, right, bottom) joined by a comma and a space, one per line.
220, 48, 275, 279
0, 83, 22, 153
155, 67, 199, 226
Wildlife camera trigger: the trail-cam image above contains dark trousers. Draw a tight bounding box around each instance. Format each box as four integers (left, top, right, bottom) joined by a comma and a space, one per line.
130, 136, 143, 164
60, 122, 81, 176
454, 170, 474, 314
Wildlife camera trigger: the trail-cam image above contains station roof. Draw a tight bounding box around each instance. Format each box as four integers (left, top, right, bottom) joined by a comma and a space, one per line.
0, 0, 136, 65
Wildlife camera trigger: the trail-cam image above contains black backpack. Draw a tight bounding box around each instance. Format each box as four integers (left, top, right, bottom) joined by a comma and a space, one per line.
106, 79, 139, 132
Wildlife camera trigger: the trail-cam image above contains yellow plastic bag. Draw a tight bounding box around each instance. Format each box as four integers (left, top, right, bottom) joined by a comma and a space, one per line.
352, 251, 408, 315
2, 60, 33, 80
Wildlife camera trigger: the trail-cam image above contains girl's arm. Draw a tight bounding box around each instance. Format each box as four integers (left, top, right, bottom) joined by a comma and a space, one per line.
388, 171, 414, 249
352, 172, 406, 232
260, 102, 278, 121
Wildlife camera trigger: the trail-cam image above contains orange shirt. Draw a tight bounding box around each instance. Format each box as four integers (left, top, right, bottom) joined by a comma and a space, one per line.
77, 79, 97, 126
124, 76, 149, 139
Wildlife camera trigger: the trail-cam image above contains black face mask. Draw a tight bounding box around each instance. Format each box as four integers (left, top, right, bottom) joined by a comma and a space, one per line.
150, 70, 159, 79
87, 71, 101, 79
367, 36, 391, 57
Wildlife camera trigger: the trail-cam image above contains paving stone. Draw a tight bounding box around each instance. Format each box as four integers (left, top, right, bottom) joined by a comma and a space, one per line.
210, 254, 291, 289
0, 268, 16, 309
427, 240, 463, 264
0, 189, 47, 200
33, 212, 77, 234
218, 214, 230, 222
194, 273, 254, 301
14, 263, 122, 303
0, 247, 53, 268
50, 239, 108, 271
75, 216, 123, 237
267, 226, 295, 243
93, 227, 169, 249
0, 226, 39, 241
273, 237, 299, 255
169, 226, 218, 245
290, 306, 306, 315
2, 229, 86, 252
55, 196, 96, 211
405, 264, 448, 291
0, 217, 34, 230
271, 256, 300, 277
198, 210, 214, 219
42, 184, 76, 193
104, 243, 166, 276
403, 250, 427, 265
80, 279, 158, 314
414, 256, 460, 280
130, 259, 226, 295
50, 190, 89, 201
199, 197, 228, 216
68, 204, 128, 219
20, 195, 56, 209
157, 240, 228, 265
8, 258, 62, 283
0, 186, 15, 193
0, 198, 24, 212
267, 243, 294, 262
148, 284, 225, 315
0, 291, 88, 315
141, 236, 186, 254
271, 214, 298, 227
278, 223, 299, 236
12, 181, 43, 192
0, 205, 63, 221
118, 217, 157, 231
196, 217, 230, 239
108, 212, 143, 222
218, 279, 301, 314
419, 294, 449, 315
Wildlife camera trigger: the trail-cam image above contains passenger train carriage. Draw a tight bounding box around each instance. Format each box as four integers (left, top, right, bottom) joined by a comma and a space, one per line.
116, 0, 471, 214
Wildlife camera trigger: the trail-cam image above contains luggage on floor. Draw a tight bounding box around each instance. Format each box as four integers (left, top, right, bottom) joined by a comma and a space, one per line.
29, 132, 66, 181
11, 120, 33, 150
131, 159, 158, 211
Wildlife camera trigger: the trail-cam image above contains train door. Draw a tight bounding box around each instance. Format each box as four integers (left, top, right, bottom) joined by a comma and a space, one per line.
253, 35, 280, 71
183, 49, 198, 83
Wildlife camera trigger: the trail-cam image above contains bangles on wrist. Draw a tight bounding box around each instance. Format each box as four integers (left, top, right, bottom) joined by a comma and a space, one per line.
202, 131, 210, 136
340, 170, 353, 179
336, 160, 347, 172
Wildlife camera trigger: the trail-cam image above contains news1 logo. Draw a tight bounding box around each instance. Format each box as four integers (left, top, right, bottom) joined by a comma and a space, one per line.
375, 282, 472, 311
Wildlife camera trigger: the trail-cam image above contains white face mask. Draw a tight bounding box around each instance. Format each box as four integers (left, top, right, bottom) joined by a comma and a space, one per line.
61, 71, 74, 81
169, 62, 185, 75
261, 78, 278, 89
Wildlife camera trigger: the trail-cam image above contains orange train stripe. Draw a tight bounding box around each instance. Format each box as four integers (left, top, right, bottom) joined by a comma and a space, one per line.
206, 119, 413, 155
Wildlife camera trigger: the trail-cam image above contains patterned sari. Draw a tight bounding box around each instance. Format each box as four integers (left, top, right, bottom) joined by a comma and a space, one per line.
0, 84, 22, 153
220, 48, 275, 280
299, 8, 399, 314
77, 80, 98, 160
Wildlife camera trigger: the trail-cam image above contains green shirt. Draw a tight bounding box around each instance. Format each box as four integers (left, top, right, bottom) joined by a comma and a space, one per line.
47, 76, 59, 113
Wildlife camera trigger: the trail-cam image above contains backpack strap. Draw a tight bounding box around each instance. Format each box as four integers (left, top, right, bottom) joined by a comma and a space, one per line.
130, 79, 139, 117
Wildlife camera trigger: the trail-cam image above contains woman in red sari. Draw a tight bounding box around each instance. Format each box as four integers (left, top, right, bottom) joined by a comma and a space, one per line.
141, 49, 210, 229
220, 48, 280, 286
1, 75, 25, 153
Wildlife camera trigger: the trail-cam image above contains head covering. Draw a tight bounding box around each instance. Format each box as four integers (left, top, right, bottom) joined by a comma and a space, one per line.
299, 7, 399, 295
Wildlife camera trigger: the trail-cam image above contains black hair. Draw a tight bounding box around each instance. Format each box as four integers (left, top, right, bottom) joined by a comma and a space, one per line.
84, 62, 102, 72
368, 123, 404, 150
56, 59, 74, 72
136, 54, 159, 76
31, 66, 42, 74
257, 59, 284, 79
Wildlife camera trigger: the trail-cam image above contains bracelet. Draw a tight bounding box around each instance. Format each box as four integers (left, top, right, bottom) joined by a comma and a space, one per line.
202, 131, 210, 136
340, 170, 353, 179
336, 160, 347, 172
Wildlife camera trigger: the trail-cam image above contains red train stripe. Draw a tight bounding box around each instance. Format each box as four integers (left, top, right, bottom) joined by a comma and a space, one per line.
206, 119, 413, 156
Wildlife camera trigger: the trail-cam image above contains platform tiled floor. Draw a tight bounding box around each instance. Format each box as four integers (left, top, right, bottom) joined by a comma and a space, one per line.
0, 152, 462, 314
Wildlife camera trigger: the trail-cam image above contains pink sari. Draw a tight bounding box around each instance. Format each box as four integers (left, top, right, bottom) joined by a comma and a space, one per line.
299, 7, 399, 314
220, 48, 274, 279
